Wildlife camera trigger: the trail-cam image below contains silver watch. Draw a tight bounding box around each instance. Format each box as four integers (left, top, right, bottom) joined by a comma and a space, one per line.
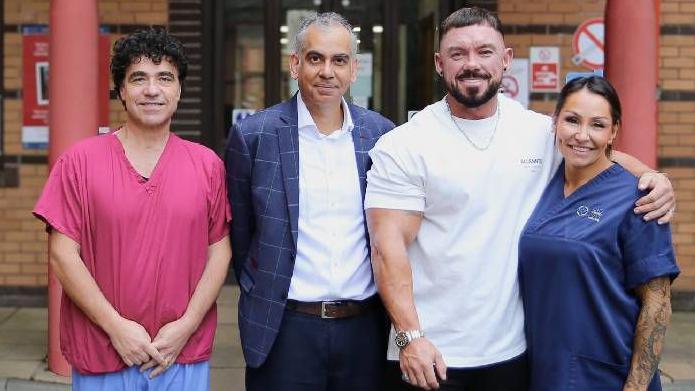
394, 329, 425, 349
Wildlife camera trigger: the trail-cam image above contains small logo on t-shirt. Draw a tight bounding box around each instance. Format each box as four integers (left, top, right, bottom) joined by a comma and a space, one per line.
520, 157, 543, 171
576, 205, 602, 222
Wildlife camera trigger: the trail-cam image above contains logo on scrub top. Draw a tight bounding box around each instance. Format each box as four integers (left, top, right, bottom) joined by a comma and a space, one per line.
520, 157, 543, 172
576, 205, 603, 222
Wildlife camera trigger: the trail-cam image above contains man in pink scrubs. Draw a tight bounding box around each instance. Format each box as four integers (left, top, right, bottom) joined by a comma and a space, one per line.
33, 28, 231, 390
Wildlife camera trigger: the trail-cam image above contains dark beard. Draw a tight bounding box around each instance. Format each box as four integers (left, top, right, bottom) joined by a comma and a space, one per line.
446, 73, 501, 109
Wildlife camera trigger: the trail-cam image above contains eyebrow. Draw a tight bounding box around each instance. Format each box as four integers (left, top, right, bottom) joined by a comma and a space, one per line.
127, 71, 176, 80
563, 110, 610, 121
305, 50, 350, 59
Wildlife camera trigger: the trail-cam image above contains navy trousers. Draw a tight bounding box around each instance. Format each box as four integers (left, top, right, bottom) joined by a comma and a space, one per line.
245, 304, 389, 391
384, 352, 529, 391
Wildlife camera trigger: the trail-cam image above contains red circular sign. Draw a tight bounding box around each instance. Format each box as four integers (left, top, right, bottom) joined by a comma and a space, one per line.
572, 17, 604, 70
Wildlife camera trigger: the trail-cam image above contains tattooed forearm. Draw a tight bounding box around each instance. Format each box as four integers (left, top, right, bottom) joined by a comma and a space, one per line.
624, 277, 672, 391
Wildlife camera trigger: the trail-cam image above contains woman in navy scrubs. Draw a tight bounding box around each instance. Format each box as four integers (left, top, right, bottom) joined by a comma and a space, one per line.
519, 76, 679, 391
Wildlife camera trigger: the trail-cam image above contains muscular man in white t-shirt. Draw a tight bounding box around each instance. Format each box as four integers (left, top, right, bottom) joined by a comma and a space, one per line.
365, 7, 675, 391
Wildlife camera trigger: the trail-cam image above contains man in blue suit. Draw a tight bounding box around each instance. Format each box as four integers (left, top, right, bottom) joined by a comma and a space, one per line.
225, 12, 395, 391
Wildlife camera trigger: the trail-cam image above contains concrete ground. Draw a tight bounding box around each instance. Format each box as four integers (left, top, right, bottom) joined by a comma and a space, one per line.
0, 285, 693, 390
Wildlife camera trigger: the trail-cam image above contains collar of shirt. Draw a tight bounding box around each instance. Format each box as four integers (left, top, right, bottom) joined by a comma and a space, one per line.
297, 92, 354, 140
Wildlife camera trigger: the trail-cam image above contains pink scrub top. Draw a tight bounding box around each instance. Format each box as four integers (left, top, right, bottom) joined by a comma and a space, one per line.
34, 132, 231, 374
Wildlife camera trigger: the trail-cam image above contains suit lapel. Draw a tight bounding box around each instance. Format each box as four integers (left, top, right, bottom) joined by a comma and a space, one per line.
277, 96, 300, 249
349, 105, 368, 199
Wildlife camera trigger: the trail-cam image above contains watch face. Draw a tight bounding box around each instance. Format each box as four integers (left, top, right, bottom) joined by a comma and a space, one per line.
395, 331, 409, 348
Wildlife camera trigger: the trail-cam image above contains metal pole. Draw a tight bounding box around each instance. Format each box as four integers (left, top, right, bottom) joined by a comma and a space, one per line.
48, 0, 99, 376
605, 0, 658, 168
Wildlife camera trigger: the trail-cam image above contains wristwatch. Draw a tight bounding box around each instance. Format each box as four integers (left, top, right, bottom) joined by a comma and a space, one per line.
394, 329, 425, 349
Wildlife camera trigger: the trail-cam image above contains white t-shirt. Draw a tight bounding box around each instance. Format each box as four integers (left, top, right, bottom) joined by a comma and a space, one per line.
365, 94, 562, 367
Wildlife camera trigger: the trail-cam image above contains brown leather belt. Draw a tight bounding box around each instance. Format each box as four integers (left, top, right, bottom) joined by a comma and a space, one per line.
285, 295, 381, 319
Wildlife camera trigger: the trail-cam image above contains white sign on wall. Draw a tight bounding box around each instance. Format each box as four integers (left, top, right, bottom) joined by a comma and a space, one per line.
501, 58, 529, 108
530, 47, 560, 92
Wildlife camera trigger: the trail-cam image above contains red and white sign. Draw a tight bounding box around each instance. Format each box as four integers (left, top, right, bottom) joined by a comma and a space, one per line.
572, 17, 604, 70
501, 59, 529, 108
22, 30, 111, 148
530, 47, 560, 92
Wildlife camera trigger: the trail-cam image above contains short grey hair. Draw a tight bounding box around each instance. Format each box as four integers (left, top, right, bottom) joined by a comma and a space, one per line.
291, 12, 358, 57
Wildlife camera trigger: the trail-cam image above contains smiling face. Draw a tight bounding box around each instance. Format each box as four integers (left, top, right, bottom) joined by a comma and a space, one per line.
119, 56, 181, 130
289, 23, 357, 108
435, 23, 511, 110
555, 88, 618, 172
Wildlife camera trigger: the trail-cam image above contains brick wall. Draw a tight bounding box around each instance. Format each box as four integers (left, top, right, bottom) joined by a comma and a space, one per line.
2, 0, 694, 295
500, 0, 695, 293
0, 0, 168, 287
660, 0, 695, 294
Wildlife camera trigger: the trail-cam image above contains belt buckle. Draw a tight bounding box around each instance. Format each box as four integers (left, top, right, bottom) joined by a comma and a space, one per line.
321, 301, 339, 319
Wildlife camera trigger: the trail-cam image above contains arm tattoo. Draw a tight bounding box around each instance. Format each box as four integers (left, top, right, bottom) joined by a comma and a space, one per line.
624, 277, 671, 389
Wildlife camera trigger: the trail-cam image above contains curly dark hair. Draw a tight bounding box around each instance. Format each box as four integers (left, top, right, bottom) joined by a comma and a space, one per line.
111, 27, 188, 105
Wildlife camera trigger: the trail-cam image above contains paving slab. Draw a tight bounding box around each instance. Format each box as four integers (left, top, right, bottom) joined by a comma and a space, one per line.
0, 308, 17, 325
0, 361, 41, 379
214, 325, 241, 347
210, 367, 244, 391
218, 303, 237, 325
0, 343, 46, 360
4, 379, 69, 391
210, 344, 245, 369
0, 331, 45, 346
0, 309, 48, 331
30, 362, 70, 386
218, 286, 239, 305
663, 382, 695, 391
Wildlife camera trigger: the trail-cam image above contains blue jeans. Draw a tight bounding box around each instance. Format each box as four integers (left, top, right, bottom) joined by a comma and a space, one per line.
72, 361, 209, 391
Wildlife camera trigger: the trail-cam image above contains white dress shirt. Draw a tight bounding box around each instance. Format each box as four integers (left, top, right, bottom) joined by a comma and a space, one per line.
288, 93, 376, 301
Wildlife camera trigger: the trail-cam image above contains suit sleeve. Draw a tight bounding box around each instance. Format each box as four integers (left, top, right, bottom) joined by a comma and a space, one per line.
225, 123, 255, 281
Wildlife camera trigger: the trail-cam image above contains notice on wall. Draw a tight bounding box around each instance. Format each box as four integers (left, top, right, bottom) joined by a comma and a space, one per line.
22, 28, 50, 149
530, 47, 560, 92
501, 58, 529, 108
21, 26, 111, 149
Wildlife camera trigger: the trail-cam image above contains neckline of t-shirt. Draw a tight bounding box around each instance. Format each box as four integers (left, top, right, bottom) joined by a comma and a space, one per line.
110, 131, 176, 188
435, 99, 501, 139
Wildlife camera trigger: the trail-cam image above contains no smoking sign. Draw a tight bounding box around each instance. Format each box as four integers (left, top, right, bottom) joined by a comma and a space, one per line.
572, 17, 604, 70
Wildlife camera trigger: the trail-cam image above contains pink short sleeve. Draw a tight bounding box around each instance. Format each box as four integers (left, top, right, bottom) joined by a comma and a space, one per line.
33, 155, 83, 244
208, 157, 231, 245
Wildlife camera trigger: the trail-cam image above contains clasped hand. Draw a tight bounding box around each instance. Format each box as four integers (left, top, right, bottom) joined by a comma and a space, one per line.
108, 316, 195, 379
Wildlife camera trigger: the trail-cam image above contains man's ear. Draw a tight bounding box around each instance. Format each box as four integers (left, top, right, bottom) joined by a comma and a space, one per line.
502, 47, 513, 72
289, 53, 300, 80
434, 52, 443, 77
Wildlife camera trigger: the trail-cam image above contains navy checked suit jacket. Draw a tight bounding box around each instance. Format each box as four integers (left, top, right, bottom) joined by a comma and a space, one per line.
225, 95, 395, 368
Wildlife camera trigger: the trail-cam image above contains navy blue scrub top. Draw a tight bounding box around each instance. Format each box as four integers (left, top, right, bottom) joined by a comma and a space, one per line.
519, 162, 679, 391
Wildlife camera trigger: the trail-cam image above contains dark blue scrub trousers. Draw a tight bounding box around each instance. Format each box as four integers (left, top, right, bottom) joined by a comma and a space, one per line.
245, 304, 389, 391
